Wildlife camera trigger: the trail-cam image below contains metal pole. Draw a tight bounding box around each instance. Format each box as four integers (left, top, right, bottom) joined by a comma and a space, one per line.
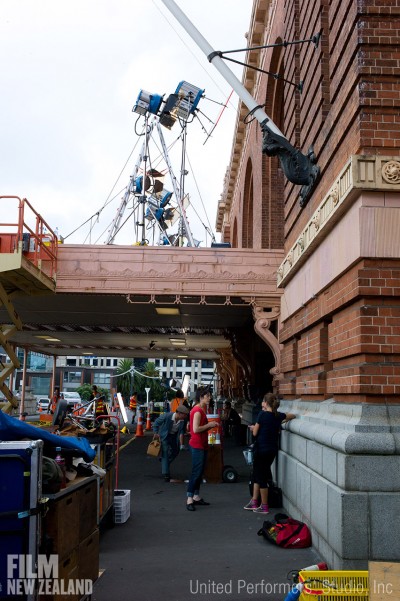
160, 0, 283, 135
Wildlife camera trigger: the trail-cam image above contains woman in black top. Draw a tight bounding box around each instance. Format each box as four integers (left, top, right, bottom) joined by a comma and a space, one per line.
243, 393, 295, 514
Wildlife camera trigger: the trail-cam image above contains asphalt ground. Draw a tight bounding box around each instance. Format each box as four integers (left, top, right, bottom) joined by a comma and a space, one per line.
91, 430, 318, 601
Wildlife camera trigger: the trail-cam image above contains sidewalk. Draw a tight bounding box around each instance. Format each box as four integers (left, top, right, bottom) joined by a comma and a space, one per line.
92, 431, 318, 601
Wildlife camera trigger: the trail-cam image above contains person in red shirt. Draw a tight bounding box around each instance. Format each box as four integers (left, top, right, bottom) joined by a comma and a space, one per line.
186, 386, 218, 511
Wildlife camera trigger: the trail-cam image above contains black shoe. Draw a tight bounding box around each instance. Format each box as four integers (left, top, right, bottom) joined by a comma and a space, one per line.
186, 503, 195, 511
164, 476, 170, 482
193, 499, 210, 506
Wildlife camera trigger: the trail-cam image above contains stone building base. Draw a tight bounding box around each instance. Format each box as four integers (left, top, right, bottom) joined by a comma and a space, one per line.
278, 399, 400, 569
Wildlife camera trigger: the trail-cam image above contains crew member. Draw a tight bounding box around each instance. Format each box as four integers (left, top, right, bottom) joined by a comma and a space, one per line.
92, 385, 105, 418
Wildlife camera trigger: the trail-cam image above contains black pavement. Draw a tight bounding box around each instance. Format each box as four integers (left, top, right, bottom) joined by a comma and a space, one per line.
92, 430, 318, 601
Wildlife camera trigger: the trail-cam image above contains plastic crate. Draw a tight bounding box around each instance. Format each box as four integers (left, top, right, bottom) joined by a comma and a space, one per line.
299, 571, 369, 600
113, 489, 131, 524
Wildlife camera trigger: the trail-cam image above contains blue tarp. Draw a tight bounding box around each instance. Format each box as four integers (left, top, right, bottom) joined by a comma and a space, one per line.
0, 412, 96, 462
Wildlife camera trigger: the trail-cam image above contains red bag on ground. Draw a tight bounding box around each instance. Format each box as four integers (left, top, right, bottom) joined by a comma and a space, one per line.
275, 518, 311, 548
257, 514, 312, 549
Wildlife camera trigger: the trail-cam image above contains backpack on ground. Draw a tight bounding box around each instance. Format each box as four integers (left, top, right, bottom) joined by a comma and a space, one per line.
257, 513, 311, 549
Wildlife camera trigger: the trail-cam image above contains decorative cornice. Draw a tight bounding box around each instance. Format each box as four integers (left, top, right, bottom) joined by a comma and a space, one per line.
277, 155, 400, 287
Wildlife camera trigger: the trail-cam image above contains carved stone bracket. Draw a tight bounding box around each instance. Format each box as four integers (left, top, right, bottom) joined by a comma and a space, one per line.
252, 304, 281, 376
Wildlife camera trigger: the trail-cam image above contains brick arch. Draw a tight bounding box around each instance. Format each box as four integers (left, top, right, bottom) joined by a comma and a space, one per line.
242, 158, 253, 248
261, 40, 285, 250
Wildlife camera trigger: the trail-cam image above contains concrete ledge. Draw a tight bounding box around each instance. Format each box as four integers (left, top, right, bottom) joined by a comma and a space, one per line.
280, 399, 400, 455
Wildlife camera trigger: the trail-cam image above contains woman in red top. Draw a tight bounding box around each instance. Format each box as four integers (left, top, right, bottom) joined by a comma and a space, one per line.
186, 386, 218, 511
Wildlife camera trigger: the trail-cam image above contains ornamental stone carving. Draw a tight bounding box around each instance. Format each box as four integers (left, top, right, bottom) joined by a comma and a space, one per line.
252, 304, 281, 376
329, 184, 339, 206
382, 160, 400, 184
311, 209, 321, 231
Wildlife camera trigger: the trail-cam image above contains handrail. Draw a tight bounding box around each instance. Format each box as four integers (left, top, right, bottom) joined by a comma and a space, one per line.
0, 195, 58, 280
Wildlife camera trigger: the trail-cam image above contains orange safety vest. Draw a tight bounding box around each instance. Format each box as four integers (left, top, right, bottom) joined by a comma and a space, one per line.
129, 395, 137, 410
170, 397, 187, 413
95, 395, 105, 417
50, 392, 60, 413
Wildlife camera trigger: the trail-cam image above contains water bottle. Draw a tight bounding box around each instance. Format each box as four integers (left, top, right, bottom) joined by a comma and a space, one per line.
284, 583, 304, 601
55, 446, 66, 489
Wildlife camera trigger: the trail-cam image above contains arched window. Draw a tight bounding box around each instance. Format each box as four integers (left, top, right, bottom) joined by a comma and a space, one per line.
242, 159, 253, 248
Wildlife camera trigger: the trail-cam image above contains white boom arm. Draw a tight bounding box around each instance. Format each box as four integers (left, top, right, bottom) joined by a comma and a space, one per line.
161, 0, 320, 203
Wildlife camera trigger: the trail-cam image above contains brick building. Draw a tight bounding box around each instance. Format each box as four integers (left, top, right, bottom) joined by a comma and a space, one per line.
217, 0, 400, 567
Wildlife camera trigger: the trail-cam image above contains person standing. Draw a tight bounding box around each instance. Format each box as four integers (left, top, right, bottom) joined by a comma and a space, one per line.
186, 386, 218, 511
221, 400, 241, 441
91, 385, 105, 418
153, 405, 189, 482
129, 392, 137, 423
243, 393, 296, 514
170, 389, 185, 413
50, 387, 61, 414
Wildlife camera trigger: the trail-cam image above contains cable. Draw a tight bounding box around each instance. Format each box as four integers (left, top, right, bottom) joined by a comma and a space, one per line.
185, 151, 216, 241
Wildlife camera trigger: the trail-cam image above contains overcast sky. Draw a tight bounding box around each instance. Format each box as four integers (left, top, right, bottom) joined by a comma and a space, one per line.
1, 1, 253, 246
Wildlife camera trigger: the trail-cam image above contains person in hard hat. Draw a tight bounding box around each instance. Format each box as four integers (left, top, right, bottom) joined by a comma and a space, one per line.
244, 393, 296, 514
153, 405, 189, 482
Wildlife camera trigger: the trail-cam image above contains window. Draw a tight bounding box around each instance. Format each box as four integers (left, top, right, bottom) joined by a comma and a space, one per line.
92, 358, 98, 367
93, 373, 111, 386
176, 359, 183, 367
113, 359, 118, 367
66, 358, 77, 366
106, 359, 111, 367
64, 371, 82, 383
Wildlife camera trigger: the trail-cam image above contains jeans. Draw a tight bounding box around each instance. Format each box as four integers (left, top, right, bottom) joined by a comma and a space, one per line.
187, 447, 207, 498
161, 434, 179, 477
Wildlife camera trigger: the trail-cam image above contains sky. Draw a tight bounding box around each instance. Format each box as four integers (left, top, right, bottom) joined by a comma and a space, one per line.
1, 0, 253, 246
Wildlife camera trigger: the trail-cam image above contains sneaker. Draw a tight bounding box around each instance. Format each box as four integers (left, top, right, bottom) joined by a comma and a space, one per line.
253, 504, 269, 514
243, 500, 260, 511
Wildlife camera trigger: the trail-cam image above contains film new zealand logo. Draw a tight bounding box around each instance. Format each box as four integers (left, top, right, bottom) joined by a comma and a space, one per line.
6, 555, 93, 596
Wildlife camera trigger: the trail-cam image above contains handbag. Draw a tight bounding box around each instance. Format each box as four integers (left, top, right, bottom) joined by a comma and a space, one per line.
147, 437, 161, 457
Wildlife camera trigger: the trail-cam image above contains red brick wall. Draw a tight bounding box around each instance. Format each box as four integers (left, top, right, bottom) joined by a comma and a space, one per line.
222, 1, 400, 403
279, 259, 400, 403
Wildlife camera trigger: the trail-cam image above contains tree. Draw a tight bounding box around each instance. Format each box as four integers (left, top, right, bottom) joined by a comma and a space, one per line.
77, 383, 109, 402
134, 362, 164, 402
115, 359, 134, 401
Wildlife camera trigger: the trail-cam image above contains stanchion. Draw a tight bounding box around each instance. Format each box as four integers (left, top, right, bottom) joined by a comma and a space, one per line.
135, 407, 144, 437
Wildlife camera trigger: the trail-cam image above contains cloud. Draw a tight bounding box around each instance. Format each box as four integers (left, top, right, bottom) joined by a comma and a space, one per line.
1, 0, 252, 245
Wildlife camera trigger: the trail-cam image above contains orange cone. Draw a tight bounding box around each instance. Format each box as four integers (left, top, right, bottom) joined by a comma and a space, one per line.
135, 407, 144, 437
145, 407, 152, 431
